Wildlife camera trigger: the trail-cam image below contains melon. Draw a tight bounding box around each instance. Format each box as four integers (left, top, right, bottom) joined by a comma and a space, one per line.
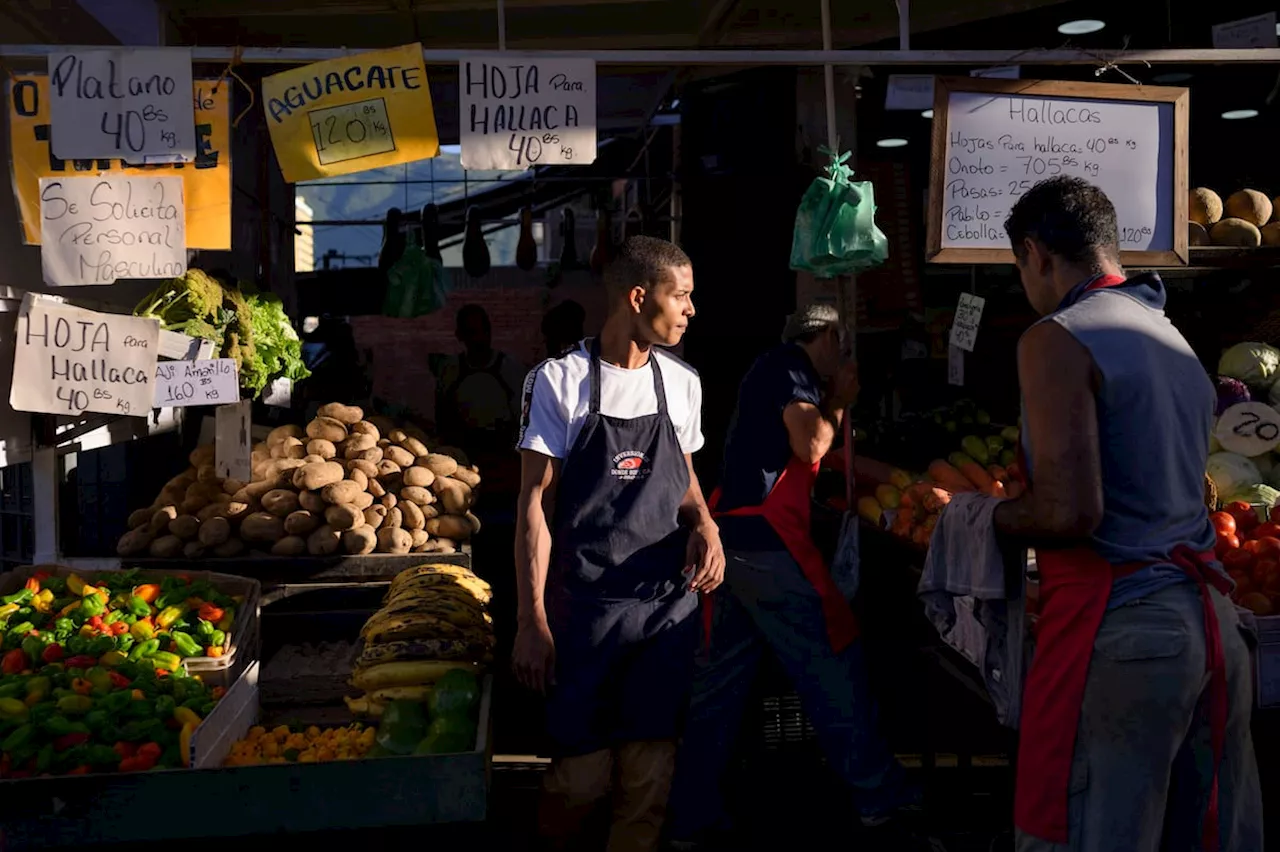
1211, 218, 1262, 248
1224, 189, 1272, 227
1189, 221, 1211, 246
1262, 222, 1280, 247
1189, 187, 1223, 226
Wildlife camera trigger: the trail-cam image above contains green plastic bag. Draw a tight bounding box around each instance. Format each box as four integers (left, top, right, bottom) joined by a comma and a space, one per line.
789, 148, 888, 278
383, 231, 446, 318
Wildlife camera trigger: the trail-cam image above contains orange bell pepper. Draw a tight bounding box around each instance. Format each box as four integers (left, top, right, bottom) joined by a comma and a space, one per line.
205, 646, 224, 658
23, 577, 39, 593
197, 603, 224, 624
131, 584, 161, 604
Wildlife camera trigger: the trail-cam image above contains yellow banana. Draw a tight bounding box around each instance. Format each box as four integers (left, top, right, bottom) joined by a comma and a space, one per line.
364, 614, 470, 644
350, 660, 476, 691
386, 573, 491, 604
358, 638, 481, 666
367, 684, 435, 703
343, 694, 386, 718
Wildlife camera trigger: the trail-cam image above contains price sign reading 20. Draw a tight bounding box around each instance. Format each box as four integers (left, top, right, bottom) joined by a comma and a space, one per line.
309, 97, 397, 166
1216, 402, 1280, 457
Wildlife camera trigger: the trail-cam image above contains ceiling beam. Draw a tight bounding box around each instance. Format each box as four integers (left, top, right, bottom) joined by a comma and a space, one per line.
165, 0, 660, 15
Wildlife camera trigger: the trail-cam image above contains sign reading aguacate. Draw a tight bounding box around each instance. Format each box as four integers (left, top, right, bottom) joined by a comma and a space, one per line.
260, 44, 440, 183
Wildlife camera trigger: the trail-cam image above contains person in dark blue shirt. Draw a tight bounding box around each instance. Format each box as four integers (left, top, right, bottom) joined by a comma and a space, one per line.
667, 304, 919, 847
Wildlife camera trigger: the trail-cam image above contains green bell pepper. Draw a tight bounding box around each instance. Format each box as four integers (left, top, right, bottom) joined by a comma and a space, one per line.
82, 710, 108, 732
6, 621, 34, 642
56, 694, 93, 715
86, 744, 120, 768
124, 697, 154, 719
84, 666, 112, 693
2, 723, 34, 751
26, 702, 56, 725
209, 629, 226, 648
99, 690, 133, 713
66, 635, 89, 656
34, 742, 53, 773
77, 595, 105, 619
41, 717, 88, 737
144, 652, 182, 672
193, 620, 214, 640
41, 577, 66, 595
0, 697, 28, 720
127, 596, 152, 619
128, 639, 159, 663
53, 617, 74, 640
102, 610, 122, 625
154, 695, 176, 718
1, 589, 33, 606
0, 682, 22, 700
120, 717, 164, 742
20, 634, 44, 662
115, 634, 135, 654
86, 636, 114, 657
170, 632, 201, 658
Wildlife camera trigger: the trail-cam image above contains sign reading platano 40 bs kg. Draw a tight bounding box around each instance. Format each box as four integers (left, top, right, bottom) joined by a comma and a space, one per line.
261, 43, 440, 183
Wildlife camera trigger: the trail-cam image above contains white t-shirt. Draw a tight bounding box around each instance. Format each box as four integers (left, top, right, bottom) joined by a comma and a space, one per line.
517, 340, 704, 459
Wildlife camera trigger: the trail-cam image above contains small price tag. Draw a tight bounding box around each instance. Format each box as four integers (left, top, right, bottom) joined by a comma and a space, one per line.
263, 377, 292, 408
948, 345, 964, 386
215, 399, 252, 482
1216, 401, 1280, 457
949, 293, 985, 352
154, 358, 238, 408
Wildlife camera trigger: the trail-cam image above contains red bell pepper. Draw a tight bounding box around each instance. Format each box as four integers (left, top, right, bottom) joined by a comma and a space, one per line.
53, 733, 90, 752
117, 754, 157, 773
154, 669, 170, 677
112, 742, 136, 759
23, 577, 39, 593
64, 655, 97, 669
136, 742, 162, 761
197, 602, 225, 623
2, 649, 28, 675
107, 671, 131, 690
64, 766, 90, 775
33, 570, 51, 581
110, 621, 128, 635
41, 644, 64, 664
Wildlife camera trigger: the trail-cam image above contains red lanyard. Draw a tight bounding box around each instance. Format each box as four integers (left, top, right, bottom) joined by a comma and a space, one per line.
1083, 273, 1127, 293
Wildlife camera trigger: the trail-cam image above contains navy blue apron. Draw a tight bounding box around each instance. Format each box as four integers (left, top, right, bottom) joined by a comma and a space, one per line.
544, 339, 698, 757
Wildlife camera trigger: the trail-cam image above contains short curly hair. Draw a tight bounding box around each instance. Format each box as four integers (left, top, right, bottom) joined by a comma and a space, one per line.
1003, 176, 1120, 268
604, 235, 691, 296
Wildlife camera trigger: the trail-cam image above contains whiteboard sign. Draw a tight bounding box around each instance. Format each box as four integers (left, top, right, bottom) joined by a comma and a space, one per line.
949, 293, 986, 352
1212, 14, 1278, 49
926, 78, 1188, 267
1216, 402, 1280, 457
155, 358, 238, 408
10, 295, 159, 418
47, 48, 196, 163
459, 58, 597, 170
39, 176, 186, 286
215, 399, 253, 482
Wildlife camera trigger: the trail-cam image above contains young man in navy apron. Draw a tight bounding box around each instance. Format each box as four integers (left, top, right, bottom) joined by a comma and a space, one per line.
513, 236, 725, 852
991, 176, 1261, 851
666, 304, 920, 847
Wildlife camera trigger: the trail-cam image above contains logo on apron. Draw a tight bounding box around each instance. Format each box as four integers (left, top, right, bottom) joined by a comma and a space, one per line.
611, 451, 650, 481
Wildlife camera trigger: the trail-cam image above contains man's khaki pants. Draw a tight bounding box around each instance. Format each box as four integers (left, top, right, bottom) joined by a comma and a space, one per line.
538, 740, 677, 852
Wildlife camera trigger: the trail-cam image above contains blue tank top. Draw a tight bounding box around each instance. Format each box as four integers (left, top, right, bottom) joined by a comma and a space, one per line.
1021, 273, 1218, 608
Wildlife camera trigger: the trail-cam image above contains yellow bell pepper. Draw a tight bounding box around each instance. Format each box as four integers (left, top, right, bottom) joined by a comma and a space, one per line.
66, 574, 86, 597
99, 650, 128, 667
31, 590, 54, 613
173, 706, 202, 727
130, 619, 155, 641
58, 601, 80, 617
216, 612, 234, 632
179, 722, 195, 768
155, 606, 185, 630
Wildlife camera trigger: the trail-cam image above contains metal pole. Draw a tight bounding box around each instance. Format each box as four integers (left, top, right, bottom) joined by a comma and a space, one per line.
820, 0, 837, 152
898, 0, 910, 50
497, 0, 507, 51
0, 45, 1275, 65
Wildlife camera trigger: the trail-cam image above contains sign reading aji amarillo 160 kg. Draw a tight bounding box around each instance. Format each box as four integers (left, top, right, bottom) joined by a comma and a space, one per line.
261, 44, 440, 183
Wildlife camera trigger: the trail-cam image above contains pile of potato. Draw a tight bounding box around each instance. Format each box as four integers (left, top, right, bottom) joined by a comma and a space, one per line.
116, 403, 482, 559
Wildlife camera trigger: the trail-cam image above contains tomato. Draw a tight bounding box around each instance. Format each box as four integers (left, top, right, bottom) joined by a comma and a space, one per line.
1254, 558, 1280, 591
1227, 502, 1260, 533
1210, 512, 1238, 536
1223, 548, 1255, 574
1256, 522, 1280, 541
1271, 505, 1280, 524
1218, 532, 1242, 557
1256, 537, 1280, 558
1229, 571, 1254, 599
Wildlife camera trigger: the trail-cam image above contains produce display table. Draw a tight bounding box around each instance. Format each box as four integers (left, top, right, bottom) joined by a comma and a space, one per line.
62, 552, 471, 588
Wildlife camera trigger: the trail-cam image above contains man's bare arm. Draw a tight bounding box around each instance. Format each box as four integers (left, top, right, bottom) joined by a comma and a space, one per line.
515, 450, 560, 627
679, 453, 715, 531
993, 321, 1105, 544
782, 400, 844, 465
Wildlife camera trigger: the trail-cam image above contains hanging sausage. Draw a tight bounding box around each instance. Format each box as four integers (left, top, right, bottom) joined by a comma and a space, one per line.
420, 203, 442, 262
559, 208, 580, 270
462, 206, 491, 278
516, 206, 538, 271
590, 205, 614, 275
377, 207, 405, 274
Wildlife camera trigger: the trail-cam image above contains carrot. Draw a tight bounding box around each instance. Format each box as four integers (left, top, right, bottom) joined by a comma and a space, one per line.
987, 464, 1009, 484
889, 510, 913, 538
949, 452, 998, 494
927, 460, 975, 493
911, 525, 933, 548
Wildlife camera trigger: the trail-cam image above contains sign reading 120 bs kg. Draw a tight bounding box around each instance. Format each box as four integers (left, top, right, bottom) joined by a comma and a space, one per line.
460, 58, 596, 171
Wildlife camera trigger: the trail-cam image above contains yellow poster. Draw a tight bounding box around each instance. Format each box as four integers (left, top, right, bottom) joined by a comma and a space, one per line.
8, 75, 231, 249
260, 44, 440, 183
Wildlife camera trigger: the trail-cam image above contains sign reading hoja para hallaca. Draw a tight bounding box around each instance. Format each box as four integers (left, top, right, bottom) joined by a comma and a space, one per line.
261, 44, 440, 183
39, 175, 186, 286
460, 57, 596, 170
10, 294, 159, 418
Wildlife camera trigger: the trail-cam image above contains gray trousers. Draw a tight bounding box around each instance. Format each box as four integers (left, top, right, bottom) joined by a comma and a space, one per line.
666, 548, 903, 840
1016, 583, 1263, 852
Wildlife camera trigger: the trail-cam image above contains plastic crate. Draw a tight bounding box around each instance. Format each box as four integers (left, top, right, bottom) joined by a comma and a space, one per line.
1248, 611, 1280, 708
0, 564, 259, 691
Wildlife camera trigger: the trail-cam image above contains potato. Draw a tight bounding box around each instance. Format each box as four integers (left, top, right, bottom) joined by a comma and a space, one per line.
452, 468, 481, 488
367, 478, 386, 498
402, 466, 436, 489
325, 503, 363, 531
465, 512, 482, 535
322, 480, 365, 506
223, 501, 253, 523
423, 453, 459, 478
350, 421, 380, 440
376, 460, 402, 479
307, 524, 342, 556
434, 446, 470, 466
426, 515, 472, 540
262, 489, 301, 518
306, 438, 337, 460
400, 486, 434, 507
352, 492, 374, 511
377, 438, 392, 449
279, 437, 308, 460
180, 494, 211, 516
271, 536, 308, 557
148, 535, 184, 558
284, 510, 321, 536
165, 469, 198, 492
400, 500, 425, 531
127, 506, 155, 530
241, 512, 286, 543
421, 504, 440, 520
196, 502, 228, 523
376, 527, 413, 554
347, 459, 379, 480
197, 463, 220, 484
380, 493, 398, 509
380, 507, 404, 531
364, 505, 389, 527
344, 432, 378, 453
409, 529, 431, 549
242, 480, 281, 502
342, 525, 378, 555
318, 403, 364, 425
183, 541, 208, 559
383, 445, 415, 468
213, 538, 246, 558
302, 455, 325, 465
268, 424, 305, 446
168, 515, 201, 541
306, 416, 348, 444
158, 487, 186, 508
149, 506, 179, 534
299, 490, 326, 513
348, 468, 369, 491
434, 478, 473, 514
267, 458, 307, 477
117, 528, 155, 556
198, 517, 232, 546
294, 461, 345, 491
397, 435, 429, 458
222, 478, 247, 496
189, 444, 216, 468
422, 539, 457, 555
344, 445, 383, 463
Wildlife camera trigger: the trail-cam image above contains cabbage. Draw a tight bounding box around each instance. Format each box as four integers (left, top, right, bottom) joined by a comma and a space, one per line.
1218, 342, 1280, 389
1207, 452, 1261, 497
1216, 376, 1251, 415
1227, 483, 1280, 509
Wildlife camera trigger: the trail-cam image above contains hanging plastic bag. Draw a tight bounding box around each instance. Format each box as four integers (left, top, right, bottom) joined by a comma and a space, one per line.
789, 147, 888, 278
383, 231, 446, 318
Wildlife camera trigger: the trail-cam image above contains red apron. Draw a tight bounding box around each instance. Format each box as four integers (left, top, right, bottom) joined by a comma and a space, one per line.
1013, 273, 1231, 851
706, 456, 860, 653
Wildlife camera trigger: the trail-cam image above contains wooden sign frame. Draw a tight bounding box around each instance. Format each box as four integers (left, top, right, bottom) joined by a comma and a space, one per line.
926, 77, 1190, 267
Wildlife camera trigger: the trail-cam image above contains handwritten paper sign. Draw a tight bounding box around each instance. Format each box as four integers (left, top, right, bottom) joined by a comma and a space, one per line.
10, 295, 159, 418
1216, 402, 1280, 457
1212, 13, 1278, 49
39, 175, 186, 286
948, 345, 964, 387
460, 57, 597, 170
47, 48, 195, 163
949, 293, 986, 352
155, 358, 238, 408
215, 400, 253, 482
261, 44, 440, 183
9, 74, 231, 249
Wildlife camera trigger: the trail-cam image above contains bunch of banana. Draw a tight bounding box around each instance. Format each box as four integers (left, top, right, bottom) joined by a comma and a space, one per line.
346, 564, 494, 719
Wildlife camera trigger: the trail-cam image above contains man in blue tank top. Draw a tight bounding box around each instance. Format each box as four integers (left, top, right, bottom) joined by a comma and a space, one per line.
988, 176, 1261, 851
